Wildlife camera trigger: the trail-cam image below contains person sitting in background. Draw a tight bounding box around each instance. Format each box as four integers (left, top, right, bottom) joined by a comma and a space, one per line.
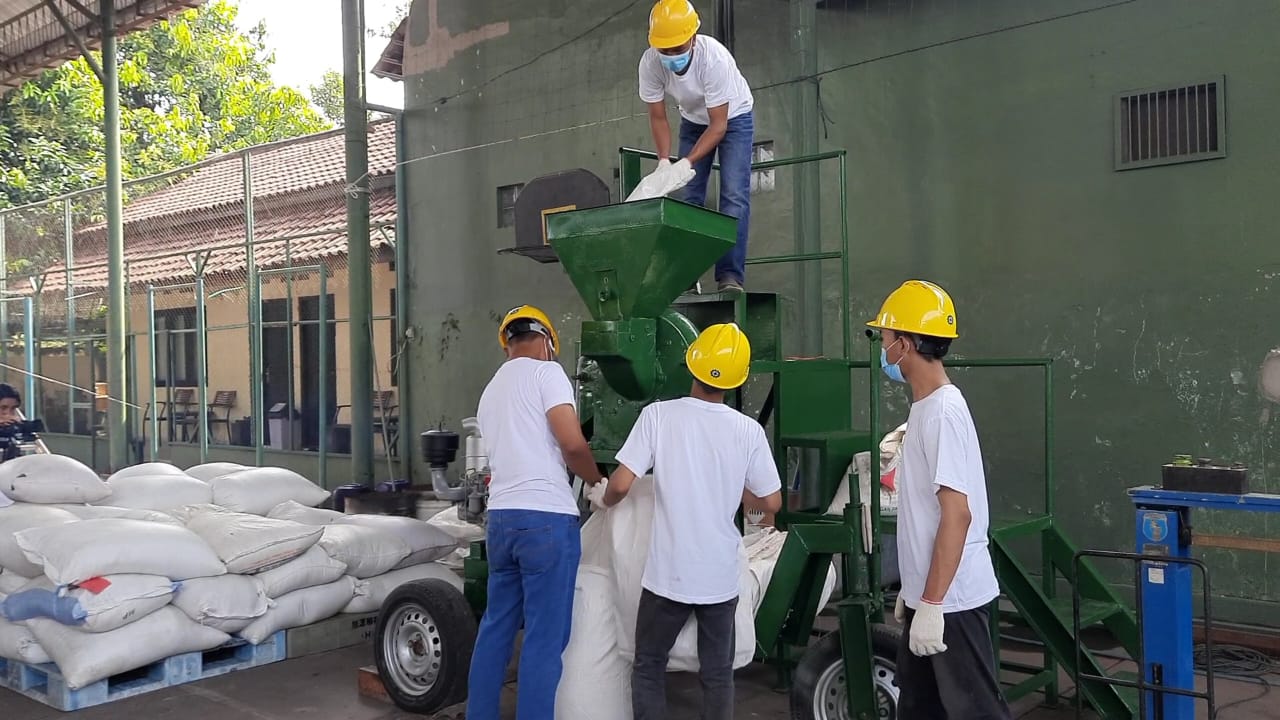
0, 384, 21, 426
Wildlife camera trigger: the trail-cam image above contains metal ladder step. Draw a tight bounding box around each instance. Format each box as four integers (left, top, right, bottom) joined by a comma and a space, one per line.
1049, 597, 1124, 629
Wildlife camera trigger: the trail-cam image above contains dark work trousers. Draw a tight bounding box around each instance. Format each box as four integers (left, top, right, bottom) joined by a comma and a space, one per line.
632, 589, 738, 720
897, 605, 1013, 720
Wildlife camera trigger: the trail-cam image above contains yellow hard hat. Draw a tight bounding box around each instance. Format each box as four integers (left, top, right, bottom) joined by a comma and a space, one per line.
648, 0, 700, 50
498, 305, 561, 354
866, 280, 958, 339
686, 323, 751, 390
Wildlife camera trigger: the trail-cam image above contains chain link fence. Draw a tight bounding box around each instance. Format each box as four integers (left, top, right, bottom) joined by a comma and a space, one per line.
0, 119, 402, 474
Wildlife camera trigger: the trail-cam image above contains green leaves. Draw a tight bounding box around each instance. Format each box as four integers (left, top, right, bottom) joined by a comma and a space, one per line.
0, 0, 331, 209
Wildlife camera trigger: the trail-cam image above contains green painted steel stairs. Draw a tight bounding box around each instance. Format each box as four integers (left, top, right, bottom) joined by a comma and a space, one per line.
990, 516, 1141, 718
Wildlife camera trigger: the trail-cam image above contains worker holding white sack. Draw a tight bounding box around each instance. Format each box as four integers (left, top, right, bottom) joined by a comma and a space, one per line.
467, 306, 605, 720
639, 0, 755, 293
594, 323, 781, 720
866, 281, 1012, 719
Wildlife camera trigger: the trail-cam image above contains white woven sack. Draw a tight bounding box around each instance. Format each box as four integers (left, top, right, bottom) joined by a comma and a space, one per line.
184, 462, 247, 483
13, 574, 177, 633
49, 504, 182, 525
555, 566, 632, 720
255, 545, 348, 598
15, 518, 226, 584
0, 616, 50, 664
107, 462, 188, 481
342, 563, 461, 614
172, 575, 271, 633
0, 455, 110, 504
100, 474, 213, 512
27, 606, 229, 689
180, 505, 322, 574
317, 524, 410, 578
267, 500, 346, 526
238, 576, 356, 645
336, 513, 458, 567
0, 505, 79, 577
210, 467, 329, 515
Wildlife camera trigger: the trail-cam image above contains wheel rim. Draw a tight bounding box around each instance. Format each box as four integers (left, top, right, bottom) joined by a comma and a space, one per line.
812, 656, 898, 720
382, 601, 445, 696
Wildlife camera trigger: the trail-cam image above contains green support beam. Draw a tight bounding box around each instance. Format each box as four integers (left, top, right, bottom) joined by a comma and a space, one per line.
100, 0, 128, 471
342, 0, 374, 485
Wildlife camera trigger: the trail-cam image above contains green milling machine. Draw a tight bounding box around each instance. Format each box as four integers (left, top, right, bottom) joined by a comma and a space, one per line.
374, 150, 1147, 719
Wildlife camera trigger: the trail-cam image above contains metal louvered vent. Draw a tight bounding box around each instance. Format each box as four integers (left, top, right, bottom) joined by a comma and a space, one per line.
1115, 78, 1226, 170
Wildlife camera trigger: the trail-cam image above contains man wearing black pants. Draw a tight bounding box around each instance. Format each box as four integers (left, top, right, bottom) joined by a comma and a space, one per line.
593, 324, 782, 720
867, 281, 1012, 719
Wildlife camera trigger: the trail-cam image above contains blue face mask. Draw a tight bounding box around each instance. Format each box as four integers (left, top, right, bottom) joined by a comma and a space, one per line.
881, 343, 906, 384
660, 49, 692, 73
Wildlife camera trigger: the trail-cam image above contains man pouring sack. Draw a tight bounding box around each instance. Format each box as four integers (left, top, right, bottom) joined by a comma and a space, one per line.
638, 0, 755, 293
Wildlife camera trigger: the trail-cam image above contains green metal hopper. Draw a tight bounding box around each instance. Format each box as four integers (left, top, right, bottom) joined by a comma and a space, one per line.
546, 198, 735, 456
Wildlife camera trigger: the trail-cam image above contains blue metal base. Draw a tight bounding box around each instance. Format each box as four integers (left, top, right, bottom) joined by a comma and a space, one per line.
1126, 486, 1280, 720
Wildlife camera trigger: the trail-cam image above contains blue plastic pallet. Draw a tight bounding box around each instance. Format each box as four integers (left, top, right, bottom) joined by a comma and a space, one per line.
0, 630, 286, 712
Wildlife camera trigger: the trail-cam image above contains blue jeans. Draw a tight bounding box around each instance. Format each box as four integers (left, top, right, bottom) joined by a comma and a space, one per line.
466, 509, 581, 720
679, 112, 754, 284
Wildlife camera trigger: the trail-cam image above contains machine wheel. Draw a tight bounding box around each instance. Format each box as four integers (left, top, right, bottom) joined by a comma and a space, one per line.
375, 579, 477, 714
790, 624, 901, 720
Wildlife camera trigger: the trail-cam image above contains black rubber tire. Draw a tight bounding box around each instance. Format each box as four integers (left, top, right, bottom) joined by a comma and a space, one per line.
374, 579, 478, 714
790, 623, 901, 720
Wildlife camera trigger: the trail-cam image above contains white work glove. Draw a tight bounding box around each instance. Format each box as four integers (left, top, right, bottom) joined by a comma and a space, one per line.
625, 158, 696, 202
908, 601, 948, 657
586, 481, 609, 512
657, 158, 672, 171
669, 158, 694, 186
893, 594, 905, 623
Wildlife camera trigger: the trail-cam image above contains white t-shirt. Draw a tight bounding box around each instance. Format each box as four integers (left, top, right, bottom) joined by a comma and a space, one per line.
615, 397, 781, 604
638, 35, 754, 126
476, 357, 579, 517
896, 384, 1001, 613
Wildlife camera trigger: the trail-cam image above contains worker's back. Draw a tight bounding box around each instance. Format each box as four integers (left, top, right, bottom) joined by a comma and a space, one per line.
476, 357, 579, 516
616, 397, 779, 605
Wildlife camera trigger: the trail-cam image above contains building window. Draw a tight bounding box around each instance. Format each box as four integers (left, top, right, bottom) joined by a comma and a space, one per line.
154, 308, 199, 387
1115, 77, 1225, 170
497, 183, 524, 228
750, 141, 775, 194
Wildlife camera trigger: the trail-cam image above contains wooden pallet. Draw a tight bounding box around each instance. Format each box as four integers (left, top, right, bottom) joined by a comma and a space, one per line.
0, 631, 286, 711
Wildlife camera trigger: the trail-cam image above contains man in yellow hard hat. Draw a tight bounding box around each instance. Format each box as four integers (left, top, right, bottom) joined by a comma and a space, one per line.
467, 305, 605, 720
594, 323, 782, 720
640, 0, 755, 293
866, 281, 1012, 719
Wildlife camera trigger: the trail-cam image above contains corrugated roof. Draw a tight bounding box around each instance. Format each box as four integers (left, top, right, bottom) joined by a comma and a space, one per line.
0, 0, 204, 90
38, 121, 400, 292
372, 17, 405, 81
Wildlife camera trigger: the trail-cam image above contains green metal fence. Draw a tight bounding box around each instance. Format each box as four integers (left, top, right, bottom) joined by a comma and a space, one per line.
0, 121, 406, 483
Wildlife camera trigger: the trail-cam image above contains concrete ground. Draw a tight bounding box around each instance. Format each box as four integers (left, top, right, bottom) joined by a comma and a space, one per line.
1, 640, 1274, 719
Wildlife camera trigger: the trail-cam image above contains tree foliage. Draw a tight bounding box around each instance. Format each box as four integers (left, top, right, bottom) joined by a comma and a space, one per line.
309, 70, 347, 126
0, 1, 331, 210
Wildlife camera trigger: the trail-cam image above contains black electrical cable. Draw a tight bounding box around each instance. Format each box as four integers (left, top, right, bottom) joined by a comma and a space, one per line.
1193, 644, 1277, 718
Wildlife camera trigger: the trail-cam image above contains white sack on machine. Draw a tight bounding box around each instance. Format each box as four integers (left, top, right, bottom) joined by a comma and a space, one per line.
210, 468, 330, 515
254, 545, 348, 598
238, 576, 357, 645
48, 504, 182, 525
317, 524, 411, 579
336, 513, 457, 567
27, 606, 229, 690
107, 462, 189, 481
15, 518, 227, 584
267, 500, 346, 526
184, 462, 247, 483
3, 574, 176, 633
426, 505, 486, 544
741, 528, 837, 614
597, 476, 757, 673
0, 505, 79, 577
0, 616, 51, 664
342, 562, 462, 615
555, 566, 633, 720
624, 161, 696, 203
172, 575, 271, 634
0, 455, 110, 505
99, 473, 213, 512
178, 505, 322, 574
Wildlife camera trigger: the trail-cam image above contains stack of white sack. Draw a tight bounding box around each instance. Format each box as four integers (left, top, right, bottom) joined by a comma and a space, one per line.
0, 456, 375, 687
555, 476, 837, 720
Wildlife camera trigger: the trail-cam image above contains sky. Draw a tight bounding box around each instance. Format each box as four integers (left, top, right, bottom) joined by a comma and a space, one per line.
234, 0, 406, 112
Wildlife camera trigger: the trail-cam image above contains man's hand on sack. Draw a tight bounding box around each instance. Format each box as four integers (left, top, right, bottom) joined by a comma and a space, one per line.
586, 481, 609, 513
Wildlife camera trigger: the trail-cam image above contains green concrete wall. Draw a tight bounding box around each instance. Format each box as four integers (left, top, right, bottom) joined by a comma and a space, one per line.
399, 0, 1280, 623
